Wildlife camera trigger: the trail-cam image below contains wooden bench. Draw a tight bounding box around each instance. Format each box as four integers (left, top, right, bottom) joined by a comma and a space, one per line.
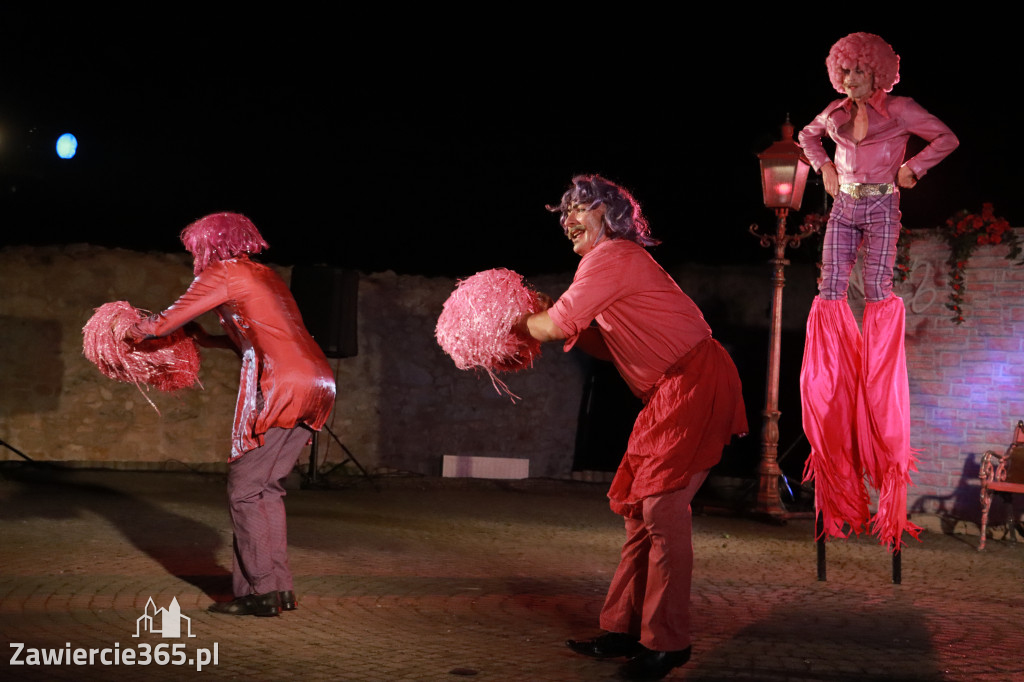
978, 420, 1024, 550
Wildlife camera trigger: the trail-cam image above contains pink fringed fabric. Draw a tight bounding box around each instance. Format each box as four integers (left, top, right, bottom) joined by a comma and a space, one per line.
435, 268, 543, 401
859, 295, 922, 550
800, 297, 871, 539
82, 301, 201, 409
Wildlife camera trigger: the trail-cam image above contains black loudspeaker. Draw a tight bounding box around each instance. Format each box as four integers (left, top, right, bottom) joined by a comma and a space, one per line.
572, 360, 642, 472
290, 265, 359, 358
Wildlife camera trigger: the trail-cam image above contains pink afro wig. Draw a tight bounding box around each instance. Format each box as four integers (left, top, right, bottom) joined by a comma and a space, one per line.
181, 212, 269, 275
826, 32, 900, 95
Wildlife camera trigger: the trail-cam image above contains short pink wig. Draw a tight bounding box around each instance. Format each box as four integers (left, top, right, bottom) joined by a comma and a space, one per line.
826, 32, 900, 95
180, 212, 269, 275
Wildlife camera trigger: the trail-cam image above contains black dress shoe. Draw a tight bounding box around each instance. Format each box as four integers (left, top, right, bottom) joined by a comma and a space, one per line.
207, 591, 281, 617
619, 646, 691, 680
566, 631, 642, 658
279, 590, 297, 611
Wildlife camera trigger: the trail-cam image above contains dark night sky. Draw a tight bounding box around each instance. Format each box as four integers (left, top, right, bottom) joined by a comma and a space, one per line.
2, 13, 1019, 278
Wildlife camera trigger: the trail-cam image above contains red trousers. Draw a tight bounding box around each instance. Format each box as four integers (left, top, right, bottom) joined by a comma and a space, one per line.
227, 426, 311, 597
599, 469, 709, 652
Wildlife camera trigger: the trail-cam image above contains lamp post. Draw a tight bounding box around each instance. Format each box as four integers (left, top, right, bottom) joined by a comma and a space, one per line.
749, 115, 816, 518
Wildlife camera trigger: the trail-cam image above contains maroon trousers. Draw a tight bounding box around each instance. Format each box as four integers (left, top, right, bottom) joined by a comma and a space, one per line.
227, 426, 311, 597
598, 469, 709, 652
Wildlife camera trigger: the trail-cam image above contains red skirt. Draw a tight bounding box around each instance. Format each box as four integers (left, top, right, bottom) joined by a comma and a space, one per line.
608, 338, 747, 518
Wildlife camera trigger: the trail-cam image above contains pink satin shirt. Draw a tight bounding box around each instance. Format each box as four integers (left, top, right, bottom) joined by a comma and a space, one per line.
798, 91, 958, 184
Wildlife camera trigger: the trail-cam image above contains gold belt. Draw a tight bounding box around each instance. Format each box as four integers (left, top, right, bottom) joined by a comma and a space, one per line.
840, 183, 895, 200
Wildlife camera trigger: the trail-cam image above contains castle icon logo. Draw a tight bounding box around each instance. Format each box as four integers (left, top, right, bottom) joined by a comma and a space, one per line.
133, 597, 196, 638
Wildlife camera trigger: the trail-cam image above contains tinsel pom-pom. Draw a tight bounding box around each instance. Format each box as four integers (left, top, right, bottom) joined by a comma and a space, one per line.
82, 302, 201, 405
435, 268, 543, 400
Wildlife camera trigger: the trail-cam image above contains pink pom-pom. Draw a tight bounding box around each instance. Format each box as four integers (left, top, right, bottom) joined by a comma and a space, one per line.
435, 268, 543, 400
82, 302, 201, 406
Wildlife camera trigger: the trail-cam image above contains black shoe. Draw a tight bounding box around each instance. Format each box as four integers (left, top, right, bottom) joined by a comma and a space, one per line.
279, 590, 297, 611
207, 591, 281, 617
619, 646, 691, 680
566, 632, 642, 659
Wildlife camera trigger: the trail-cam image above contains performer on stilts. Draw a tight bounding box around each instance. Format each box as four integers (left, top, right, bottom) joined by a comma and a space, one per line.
798, 32, 958, 550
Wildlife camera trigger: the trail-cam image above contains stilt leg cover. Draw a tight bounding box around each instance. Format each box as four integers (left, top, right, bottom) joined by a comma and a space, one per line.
800, 297, 870, 539
859, 295, 922, 551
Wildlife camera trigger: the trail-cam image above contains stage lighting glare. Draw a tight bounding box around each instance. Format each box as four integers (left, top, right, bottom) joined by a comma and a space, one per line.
56, 133, 78, 159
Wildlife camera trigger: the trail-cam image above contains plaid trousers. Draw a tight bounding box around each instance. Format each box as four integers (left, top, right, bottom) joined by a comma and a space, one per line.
819, 191, 901, 302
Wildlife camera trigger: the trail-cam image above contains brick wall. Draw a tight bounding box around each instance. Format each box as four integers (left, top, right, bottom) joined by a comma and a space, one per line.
851, 231, 1024, 517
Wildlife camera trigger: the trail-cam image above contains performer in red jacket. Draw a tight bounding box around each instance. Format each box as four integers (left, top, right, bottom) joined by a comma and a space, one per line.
129, 212, 335, 616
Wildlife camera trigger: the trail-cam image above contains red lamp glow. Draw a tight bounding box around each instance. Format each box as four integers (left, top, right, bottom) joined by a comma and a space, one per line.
758, 116, 810, 212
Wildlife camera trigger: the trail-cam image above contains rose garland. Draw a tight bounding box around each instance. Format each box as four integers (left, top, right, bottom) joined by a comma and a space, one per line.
894, 204, 1021, 324
939, 204, 1020, 324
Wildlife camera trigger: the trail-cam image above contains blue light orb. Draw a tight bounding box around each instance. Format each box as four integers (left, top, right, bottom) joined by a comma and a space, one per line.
56, 133, 78, 159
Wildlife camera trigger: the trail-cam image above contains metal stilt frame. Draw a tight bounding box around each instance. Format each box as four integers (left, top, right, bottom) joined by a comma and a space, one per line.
815, 512, 901, 584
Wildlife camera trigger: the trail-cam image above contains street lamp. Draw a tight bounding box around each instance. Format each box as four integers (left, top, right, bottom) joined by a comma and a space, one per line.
757, 116, 810, 213
749, 115, 815, 518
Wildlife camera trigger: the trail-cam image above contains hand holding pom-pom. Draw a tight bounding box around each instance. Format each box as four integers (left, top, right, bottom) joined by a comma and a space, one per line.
82, 301, 201, 410
435, 268, 544, 400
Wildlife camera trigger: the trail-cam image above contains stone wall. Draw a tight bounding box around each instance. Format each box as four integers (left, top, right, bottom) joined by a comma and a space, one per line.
0, 246, 588, 477
1, 246, 243, 467
2, 236, 1021, 522
0, 244, 812, 480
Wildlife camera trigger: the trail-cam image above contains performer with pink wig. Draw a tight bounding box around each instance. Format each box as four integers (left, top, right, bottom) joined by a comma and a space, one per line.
127, 212, 336, 617
517, 175, 747, 680
798, 33, 958, 550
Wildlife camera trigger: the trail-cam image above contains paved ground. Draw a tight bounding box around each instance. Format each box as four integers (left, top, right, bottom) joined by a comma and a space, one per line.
0, 464, 1021, 681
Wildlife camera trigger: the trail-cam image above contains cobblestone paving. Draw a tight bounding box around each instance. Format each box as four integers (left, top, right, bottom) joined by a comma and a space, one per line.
1, 467, 1021, 681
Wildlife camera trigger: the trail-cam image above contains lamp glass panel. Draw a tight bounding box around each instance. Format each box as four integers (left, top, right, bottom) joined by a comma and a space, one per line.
761, 160, 797, 207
